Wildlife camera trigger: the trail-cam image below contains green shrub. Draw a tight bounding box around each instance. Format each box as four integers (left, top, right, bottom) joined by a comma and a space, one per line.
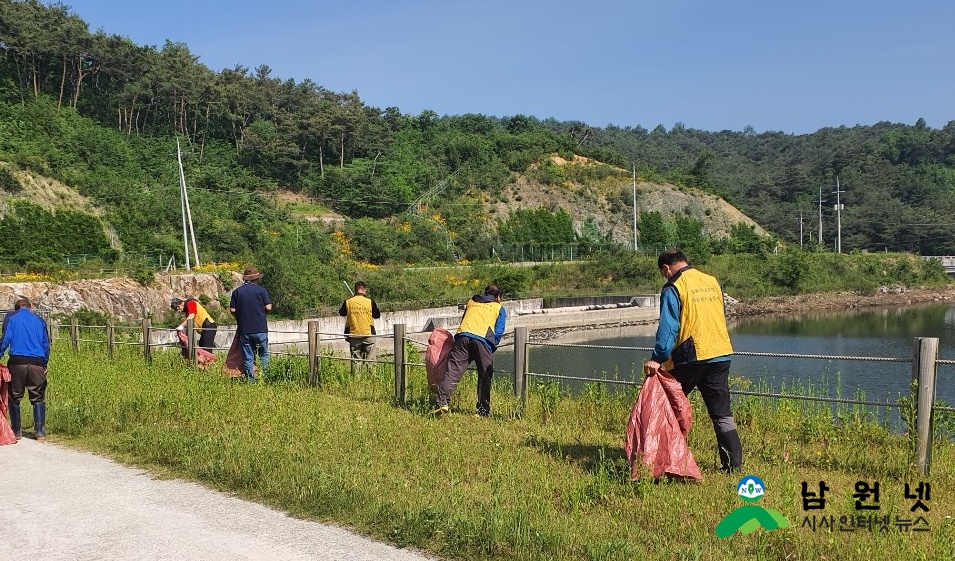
0, 167, 21, 193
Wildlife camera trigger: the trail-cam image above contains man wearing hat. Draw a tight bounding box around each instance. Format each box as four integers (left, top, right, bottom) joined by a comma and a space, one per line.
229, 267, 272, 382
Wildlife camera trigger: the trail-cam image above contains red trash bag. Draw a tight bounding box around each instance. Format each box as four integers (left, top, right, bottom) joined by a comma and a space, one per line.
0, 365, 17, 445
177, 331, 218, 369
222, 334, 246, 378
623, 370, 702, 481
425, 328, 453, 394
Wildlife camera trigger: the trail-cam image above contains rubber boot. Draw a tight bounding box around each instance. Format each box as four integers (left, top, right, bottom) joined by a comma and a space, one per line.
9, 403, 21, 440
716, 428, 742, 472
33, 402, 46, 442
476, 400, 490, 417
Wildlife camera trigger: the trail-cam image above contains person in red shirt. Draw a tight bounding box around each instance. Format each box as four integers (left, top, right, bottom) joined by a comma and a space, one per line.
170, 297, 218, 351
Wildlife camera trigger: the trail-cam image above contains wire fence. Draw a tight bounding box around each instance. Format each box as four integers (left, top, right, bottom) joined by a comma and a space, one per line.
526, 341, 924, 409
48, 319, 950, 409
45, 318, 950, 474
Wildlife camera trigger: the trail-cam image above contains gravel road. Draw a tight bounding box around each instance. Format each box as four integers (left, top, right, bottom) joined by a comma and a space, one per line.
0, 438, 436, 561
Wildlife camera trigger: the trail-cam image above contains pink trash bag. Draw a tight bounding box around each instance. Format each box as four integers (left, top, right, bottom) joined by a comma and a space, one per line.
222, 334, 246, 378
425, 328, 453, 394
623, 370, 702, 481
0, 365, 18, 445
177, 331, 218, 369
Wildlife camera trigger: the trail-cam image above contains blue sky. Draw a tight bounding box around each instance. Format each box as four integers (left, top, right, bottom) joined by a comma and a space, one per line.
59, 0, 955, 134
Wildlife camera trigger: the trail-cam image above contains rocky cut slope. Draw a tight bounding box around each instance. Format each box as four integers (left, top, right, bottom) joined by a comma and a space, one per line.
489, 155, 765, 245
0, 273, 228, 323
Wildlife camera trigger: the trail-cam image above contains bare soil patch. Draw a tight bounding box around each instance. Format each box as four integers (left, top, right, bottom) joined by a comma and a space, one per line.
726, 285, 955, 317
491, 158, 764, 245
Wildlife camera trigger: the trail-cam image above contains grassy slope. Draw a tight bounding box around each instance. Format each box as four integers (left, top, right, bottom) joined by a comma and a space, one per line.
6, 158, 765, 266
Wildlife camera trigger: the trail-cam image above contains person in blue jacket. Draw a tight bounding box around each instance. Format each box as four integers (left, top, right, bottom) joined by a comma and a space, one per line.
0, 298, 50, 441
643, 250, 743, 472
1, 299, 21, 335
433, 283, 506, 417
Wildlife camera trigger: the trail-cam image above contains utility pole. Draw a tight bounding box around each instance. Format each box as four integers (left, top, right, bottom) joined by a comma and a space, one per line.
631, 164, 638, 252
178, 140, 190, 271
177, 138, 200, 270
833, 176, 845, 254
799, 211, 804, 249
817, 186, 824, 247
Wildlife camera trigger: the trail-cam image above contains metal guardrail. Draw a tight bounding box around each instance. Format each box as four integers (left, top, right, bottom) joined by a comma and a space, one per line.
921, 255, 955, 274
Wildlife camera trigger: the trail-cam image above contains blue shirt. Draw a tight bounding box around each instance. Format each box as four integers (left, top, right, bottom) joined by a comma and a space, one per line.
1, 307, 21, 335
230, 282, 272, 335
0, 308, 50, 367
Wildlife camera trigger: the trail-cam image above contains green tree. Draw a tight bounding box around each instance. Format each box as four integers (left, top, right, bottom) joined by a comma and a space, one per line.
637, 211, 669, 252
498, 207, 576, 246
258, 225, 337, 317
674, 215, 710, 262
727, 223, 765, 254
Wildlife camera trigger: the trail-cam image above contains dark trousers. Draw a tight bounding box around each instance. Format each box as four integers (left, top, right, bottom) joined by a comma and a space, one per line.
348, 336, 375, 360
438, 336, 494, 415
197, 321, 217, 351
8, 363, 47, 405
671, 360, 743, 470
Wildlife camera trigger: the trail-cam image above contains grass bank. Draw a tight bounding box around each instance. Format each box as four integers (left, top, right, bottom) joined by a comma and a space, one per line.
40, 342, 955, 560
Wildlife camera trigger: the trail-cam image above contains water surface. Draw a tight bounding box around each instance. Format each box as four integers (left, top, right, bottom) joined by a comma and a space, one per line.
497, 303, 955, 406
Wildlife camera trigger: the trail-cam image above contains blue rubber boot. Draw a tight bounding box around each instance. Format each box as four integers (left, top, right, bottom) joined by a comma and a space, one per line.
33, 402, 45, 441
9, 403, 21, 440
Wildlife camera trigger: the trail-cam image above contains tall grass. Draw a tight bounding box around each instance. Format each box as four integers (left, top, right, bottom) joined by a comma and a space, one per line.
42, 341, 955, 561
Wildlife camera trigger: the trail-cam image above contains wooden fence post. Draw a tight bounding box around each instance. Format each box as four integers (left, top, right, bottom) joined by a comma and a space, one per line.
393, 323, 406, 404
185, 317, 196, 365
911, 337, 939, 476
70, 316, 79, 352
142, 318, 152, 363
308, 320, 321, 387
514, 327, 528, 407
107, 321, 115, 358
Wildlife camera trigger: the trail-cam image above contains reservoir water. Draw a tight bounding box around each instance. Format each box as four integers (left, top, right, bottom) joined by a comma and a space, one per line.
496, 303, 955, 407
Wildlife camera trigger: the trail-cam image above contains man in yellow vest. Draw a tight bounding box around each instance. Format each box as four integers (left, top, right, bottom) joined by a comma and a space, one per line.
339, 281, 382, 367
643, 250, 743, 472
433, 283, 506, 417
171, 297, 218, 351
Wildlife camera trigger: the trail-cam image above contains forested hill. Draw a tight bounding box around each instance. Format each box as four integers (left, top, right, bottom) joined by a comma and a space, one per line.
1, 0, 955, 271
537, 120, 955, 255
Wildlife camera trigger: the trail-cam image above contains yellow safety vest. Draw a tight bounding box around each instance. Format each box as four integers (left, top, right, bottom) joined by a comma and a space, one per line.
663, 267, 733, 370
344, 295, 375, 336
188, 299, 214, 332
457, 300, 503, 343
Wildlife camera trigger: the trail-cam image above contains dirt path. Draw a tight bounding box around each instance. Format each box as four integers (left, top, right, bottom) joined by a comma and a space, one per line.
0, 439, 435, 561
